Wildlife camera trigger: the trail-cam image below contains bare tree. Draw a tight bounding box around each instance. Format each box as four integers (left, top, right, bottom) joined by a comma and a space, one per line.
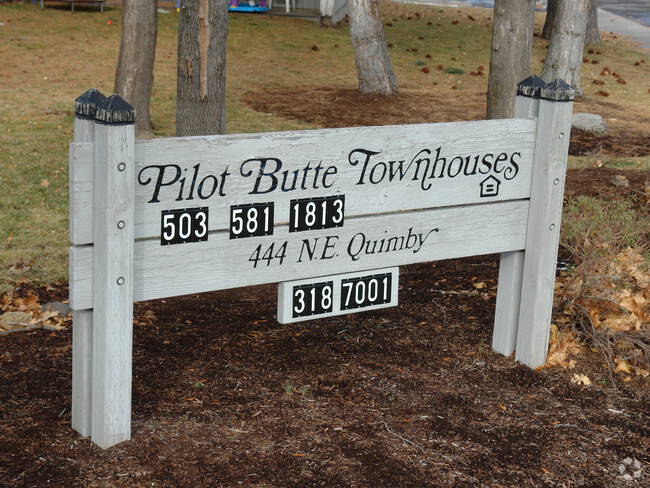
541, 0, 590, 95
114, 0, 157, 138
542, 0, 558, 39
545, 0, 599, 45
586, 0, 601, 45
176, 0, 229, 136
348, 0, 398, 96
486, 0, 536, 119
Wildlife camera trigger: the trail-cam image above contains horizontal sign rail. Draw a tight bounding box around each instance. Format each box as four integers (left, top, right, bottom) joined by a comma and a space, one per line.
69, 118, 536, 244
70, 199, 529, 310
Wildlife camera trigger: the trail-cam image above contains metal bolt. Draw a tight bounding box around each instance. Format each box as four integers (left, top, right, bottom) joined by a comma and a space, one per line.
117, 277, 125, 286
117, 162, 126, 172
550, 224, 556, 231
559, 133, 564, 139
117, 220, 125, 230
554, 178, 560, 185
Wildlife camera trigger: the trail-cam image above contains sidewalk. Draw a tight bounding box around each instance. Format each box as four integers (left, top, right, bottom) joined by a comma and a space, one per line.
598, 7, 650, 52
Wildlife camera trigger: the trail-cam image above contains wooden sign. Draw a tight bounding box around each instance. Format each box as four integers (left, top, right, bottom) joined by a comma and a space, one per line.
68, 76, 574, 448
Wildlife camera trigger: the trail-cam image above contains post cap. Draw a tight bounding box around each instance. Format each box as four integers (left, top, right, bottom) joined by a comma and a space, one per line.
540, 79, 574, 102
74, 88, 107, 119
95, 94, 136, 125
516, 75, 545, 99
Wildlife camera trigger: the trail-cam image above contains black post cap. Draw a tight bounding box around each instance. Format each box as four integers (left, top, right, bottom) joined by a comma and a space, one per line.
74, 88, 107, 119
540, 79, 575, 102
95, 94, 136, 125
516, 75, 545, 99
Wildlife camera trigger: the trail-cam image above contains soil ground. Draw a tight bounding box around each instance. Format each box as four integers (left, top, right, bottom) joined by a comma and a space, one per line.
1, 90, 649, 487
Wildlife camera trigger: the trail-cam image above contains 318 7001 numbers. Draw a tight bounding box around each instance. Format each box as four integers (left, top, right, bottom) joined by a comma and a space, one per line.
292, 281, 334, 318
340, 273, 392, 311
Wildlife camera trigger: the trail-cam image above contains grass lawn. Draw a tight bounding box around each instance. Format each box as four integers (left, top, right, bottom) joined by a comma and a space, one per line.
0, 1, 648, 293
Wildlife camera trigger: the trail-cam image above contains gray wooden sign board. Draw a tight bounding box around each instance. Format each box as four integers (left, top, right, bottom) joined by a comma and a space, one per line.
68, 76, 574, 448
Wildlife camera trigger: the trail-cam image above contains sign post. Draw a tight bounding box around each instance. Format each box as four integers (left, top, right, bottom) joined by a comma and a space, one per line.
69, 77, 573, 448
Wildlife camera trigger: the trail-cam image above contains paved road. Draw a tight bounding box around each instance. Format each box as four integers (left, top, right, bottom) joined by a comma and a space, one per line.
403, 0, 650, 52
598, 1, 650, 26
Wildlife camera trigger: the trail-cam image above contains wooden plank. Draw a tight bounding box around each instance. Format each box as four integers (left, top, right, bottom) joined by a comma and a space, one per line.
70, 199, 529, 310
69, 118, 536, 244
90, 95, 135, 449
69, 143, 94, 246
515, 80, 574, 368
70, 88, 105, 439
492, 75, 544, 357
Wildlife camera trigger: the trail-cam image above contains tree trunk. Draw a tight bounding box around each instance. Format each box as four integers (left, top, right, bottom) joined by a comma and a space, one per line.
586, 0, 600, 45
348, 0, 398, 96
114, 0, 157, 139
542, 0, 558, 39
541, 0, 589, 95
176, 0, 229, 136
486, 0, 535, 119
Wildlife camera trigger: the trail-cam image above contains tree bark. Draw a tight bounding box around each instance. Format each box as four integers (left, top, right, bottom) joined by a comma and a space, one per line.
348, 0, 398, 96
114, 0, 157, 139
486, 0, 535, 119
541, 0, 589, 95
176, 0, 229, 136
542, 0, 558, 39
586, 0, 600, 45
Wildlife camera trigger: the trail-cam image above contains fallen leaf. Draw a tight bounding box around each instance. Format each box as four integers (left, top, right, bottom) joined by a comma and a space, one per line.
0, 311, 32, 331
41, 179, 49, 187
615, 359, 631, 374
571, 373, 591, 386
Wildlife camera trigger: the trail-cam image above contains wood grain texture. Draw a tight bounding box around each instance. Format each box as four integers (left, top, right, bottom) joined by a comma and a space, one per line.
70, 103, 99, 439
70, 200, 529, 310
69, 118, 536, 243
492, 78, 541, 357
69, 143, 94, 245
90, 117, 135, 448
515, 86, 573, 368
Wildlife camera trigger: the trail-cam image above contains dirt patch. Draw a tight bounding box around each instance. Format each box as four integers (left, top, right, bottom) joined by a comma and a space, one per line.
242, 87, 650, 158
1, 166, 648, 487
1, 85, 649, 488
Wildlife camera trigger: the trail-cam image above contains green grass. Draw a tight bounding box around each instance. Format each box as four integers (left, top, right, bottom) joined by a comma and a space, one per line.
0, 1, 648, 294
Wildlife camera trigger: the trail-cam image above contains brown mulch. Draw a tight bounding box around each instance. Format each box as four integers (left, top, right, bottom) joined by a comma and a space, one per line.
1, 89, 648, 488
242, 87, 650, 159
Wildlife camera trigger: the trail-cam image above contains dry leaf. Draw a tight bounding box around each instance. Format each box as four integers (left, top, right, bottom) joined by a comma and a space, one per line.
0, 311, 32, 331
41, 179, 49, 187
615, 359, 632, 374
571, 373, 592, 386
